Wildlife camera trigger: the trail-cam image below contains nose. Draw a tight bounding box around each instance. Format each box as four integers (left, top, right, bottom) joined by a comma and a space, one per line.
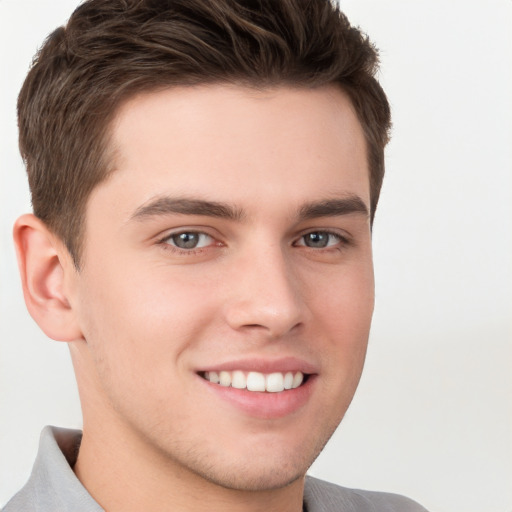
223, 245, 304, 339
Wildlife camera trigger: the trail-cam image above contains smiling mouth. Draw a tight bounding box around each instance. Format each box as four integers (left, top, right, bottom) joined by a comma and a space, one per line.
199, 370, 308, 393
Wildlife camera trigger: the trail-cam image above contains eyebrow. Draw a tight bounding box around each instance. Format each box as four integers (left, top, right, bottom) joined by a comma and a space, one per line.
297, 196, 369, 221
131, 197, 245, 221
130, 194, 369, 222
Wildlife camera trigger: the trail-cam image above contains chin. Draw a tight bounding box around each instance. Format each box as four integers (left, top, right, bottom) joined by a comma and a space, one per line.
198, 460, 307, 492
181, 436, 327, 493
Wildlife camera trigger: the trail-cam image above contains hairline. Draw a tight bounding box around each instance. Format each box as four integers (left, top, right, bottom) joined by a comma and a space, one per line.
68, 80, 374, 270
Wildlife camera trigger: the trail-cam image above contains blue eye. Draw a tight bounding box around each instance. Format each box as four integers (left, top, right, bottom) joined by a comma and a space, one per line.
299, 231, 341, 248
165, 232, 213, 250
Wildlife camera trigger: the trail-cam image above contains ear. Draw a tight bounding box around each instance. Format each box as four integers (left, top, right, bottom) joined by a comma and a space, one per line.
13, 214, 83, 342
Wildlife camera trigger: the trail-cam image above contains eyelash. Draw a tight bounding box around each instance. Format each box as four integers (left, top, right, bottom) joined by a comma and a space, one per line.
157, 231, 218, 256
157, 229, 350, 255
293, 230, 349, 249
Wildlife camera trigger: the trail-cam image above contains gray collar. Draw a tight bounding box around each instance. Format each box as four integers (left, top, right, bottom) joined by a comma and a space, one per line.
3, 426, 425, 512
3, 426, 103, 512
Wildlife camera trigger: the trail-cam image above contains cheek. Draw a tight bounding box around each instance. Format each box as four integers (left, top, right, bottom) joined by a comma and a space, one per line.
311, 258, 374, 327
311, 263, 374, 374
76, 262, 221, 374
73, 270, 207, 420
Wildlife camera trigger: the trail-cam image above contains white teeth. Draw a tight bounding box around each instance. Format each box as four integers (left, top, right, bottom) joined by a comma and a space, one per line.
204, 370, 305, 392
231, 370, 246, 389
247, 372, 266, 392
219, 371, 231, 387
266, 372, 284, 393
207, 371, 220, 384
284, 372, 294, 389
292, 371, 303, 388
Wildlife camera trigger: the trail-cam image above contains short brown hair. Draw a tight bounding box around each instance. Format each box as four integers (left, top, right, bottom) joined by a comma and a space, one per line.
18, 0, 391, 267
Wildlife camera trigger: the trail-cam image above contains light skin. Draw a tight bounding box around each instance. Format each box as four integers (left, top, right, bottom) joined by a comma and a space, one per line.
14, 84, 374, 512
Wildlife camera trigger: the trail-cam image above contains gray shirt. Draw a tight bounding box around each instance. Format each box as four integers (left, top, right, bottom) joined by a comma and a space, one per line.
3, 426, 428, 511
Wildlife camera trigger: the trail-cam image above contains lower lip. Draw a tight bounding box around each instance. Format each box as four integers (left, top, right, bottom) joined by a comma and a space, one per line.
200, 375, 316, 419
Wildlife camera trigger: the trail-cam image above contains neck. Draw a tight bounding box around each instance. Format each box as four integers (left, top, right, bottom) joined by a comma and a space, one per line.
74, 420, 305, 512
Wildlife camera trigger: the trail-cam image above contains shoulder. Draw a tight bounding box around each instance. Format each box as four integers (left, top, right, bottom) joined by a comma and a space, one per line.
2, 426, 102, 512
304, 476, 429, 512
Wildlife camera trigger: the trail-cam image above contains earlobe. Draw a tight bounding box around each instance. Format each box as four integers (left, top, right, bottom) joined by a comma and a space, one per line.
13, 214, 83, 342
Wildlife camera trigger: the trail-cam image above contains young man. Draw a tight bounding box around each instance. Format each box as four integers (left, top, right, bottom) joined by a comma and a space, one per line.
4, 1, 428, 511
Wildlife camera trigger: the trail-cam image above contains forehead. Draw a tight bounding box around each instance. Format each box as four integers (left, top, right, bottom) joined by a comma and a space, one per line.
93, 84, 369, 220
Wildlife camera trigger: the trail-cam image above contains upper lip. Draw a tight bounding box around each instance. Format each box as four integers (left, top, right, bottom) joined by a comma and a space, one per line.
195, 356, 318, 375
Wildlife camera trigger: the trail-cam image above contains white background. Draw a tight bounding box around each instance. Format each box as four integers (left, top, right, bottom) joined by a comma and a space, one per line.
1, 1, 511, 511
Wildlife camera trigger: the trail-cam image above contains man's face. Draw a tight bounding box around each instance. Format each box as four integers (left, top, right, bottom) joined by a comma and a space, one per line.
69, 85, 374, 490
